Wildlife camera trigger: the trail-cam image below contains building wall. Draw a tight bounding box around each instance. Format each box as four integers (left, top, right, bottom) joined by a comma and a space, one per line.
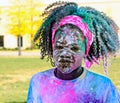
3, 34, 31, 49
4, 34, 17, 48
22, 34, 31, 49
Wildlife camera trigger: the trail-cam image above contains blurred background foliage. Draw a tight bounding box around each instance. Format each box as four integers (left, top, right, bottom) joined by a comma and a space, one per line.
0, 0, 45, 49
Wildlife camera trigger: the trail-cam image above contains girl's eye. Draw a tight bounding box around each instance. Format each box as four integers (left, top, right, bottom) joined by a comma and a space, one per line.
56, 46, 63, 50
71, 46, 79, 52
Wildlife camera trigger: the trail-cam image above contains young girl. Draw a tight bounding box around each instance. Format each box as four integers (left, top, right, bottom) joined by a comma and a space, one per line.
27, 2, 120, 103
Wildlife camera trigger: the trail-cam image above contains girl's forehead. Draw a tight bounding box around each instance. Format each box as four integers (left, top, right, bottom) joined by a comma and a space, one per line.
55, 25, 85, 42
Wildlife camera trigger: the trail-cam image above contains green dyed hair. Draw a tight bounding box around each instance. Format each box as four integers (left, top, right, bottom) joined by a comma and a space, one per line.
34, 1, 120, 71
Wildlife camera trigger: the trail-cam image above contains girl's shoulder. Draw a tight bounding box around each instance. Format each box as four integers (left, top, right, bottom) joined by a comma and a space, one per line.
30, 68, 55, 82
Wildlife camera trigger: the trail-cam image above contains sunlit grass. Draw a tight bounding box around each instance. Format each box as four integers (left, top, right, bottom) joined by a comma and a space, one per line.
0, 56, 120, 103
0, 57, 52, 103
91, 56, 120, 91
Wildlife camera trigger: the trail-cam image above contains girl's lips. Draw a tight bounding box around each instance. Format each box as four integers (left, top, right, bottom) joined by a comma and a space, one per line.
59, 59, 74, 63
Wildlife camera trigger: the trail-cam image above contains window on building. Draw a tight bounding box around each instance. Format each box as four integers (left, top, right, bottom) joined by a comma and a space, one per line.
0, 36, 4, 47
17, 36, 23, 47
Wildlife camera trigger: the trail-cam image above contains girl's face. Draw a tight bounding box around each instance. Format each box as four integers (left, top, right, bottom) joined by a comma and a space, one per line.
53, 25, 86, 74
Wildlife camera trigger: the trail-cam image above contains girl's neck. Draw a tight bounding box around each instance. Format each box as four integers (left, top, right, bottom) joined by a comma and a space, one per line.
54, 66, 83, 80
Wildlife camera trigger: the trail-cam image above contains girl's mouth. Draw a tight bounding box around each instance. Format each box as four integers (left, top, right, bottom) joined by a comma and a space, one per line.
58, 58, 74, 63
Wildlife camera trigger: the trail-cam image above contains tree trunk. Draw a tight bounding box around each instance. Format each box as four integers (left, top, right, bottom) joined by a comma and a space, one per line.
30, 34, 34, 50
18, 35, 21, 56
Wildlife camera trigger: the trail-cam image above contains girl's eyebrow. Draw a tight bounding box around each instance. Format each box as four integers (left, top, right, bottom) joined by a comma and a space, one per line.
71, 43, 79, 45
67, 43, 79, 47
55, 41, 79, 47
56, 41, 62, 44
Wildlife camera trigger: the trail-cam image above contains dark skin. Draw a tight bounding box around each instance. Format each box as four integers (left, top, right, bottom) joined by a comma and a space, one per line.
53, 25, 86, 80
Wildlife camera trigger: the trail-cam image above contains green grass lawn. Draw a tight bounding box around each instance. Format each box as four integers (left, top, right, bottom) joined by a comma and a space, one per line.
0, 56, 120, 103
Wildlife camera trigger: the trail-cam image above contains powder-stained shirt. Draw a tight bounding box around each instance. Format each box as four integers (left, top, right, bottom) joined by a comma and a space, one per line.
27, 68, 120, 103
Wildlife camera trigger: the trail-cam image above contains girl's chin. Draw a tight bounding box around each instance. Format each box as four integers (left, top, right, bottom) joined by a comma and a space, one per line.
58, 67, 73, 74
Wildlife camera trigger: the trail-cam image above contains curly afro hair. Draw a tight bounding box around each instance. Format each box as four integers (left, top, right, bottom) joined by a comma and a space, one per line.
34, 1, 120, 74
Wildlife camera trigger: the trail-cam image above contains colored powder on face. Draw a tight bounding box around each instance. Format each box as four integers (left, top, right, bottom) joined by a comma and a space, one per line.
77, 39, 86, 53
55, 30, 61, 38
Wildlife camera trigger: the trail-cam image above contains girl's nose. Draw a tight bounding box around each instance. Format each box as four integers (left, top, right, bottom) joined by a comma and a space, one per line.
60, 50, 71, 58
